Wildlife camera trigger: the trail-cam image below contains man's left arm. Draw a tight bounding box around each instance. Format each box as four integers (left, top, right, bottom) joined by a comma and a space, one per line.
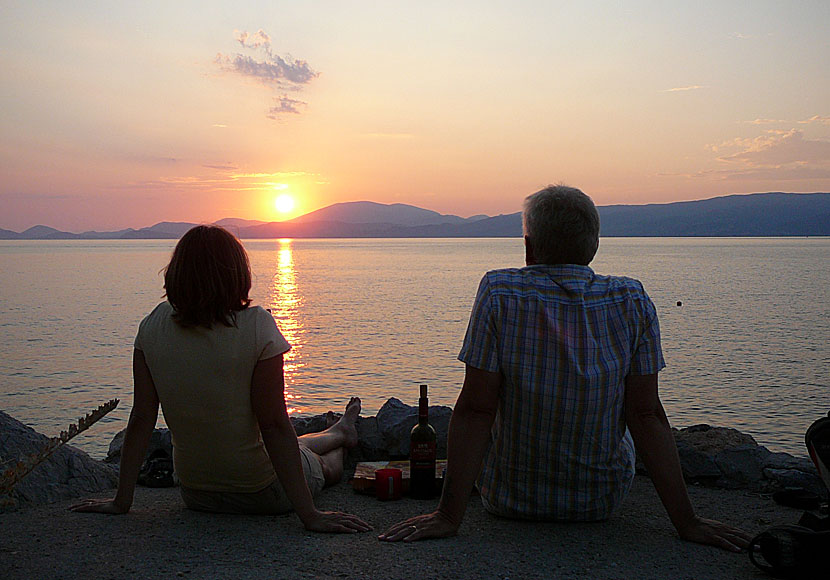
378, 364, 501, 542
625, 373, 752, 551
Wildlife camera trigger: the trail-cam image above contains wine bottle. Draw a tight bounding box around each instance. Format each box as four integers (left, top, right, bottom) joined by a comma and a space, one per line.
409, 384, 437, 499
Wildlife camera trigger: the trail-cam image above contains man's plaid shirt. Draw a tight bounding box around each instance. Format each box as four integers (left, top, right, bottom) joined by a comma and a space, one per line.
458, 264, 665, 521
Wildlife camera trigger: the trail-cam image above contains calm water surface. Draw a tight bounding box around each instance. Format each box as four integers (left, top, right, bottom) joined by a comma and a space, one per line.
1, 238, 828, 458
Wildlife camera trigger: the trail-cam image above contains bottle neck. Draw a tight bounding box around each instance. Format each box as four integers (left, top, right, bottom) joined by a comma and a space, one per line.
418, 397, 428, 424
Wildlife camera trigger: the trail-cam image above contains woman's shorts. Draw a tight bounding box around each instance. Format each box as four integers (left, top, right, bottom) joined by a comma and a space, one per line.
179, 445, 326, 515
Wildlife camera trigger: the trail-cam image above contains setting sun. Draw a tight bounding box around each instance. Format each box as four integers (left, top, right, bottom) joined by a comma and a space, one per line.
274, 194, 296, 214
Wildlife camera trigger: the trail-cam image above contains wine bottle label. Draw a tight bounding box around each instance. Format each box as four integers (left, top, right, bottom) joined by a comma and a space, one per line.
410, 440, 436, 463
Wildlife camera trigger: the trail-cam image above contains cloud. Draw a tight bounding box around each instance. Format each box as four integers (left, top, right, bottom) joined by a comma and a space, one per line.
718, 130, 830, 165
267, 96, 307, 117
799, 115, 830, 125
235, 29, 271, 51
231, 171, 313, 179
121, 169, 320, 191
360, 132, 415, 139
202, 163, 237, 171
746, 118, 786, 125
702, 129, 830, 181
663, 85, 704, 92
216, 29, 319, 119
215, 53, 318, 85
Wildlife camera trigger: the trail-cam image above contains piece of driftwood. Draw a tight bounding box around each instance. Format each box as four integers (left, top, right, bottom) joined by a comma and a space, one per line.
0, 399, 119, 495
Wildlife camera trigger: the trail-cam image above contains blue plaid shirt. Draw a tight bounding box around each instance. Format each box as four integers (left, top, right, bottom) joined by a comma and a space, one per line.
458, 265, 665, 520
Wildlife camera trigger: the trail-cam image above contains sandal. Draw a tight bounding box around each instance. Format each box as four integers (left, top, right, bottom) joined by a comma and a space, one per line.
748, 524, 829, 578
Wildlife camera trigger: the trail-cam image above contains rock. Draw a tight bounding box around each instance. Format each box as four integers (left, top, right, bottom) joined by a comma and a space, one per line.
106, 427, 172, 464
374, 397, 452, 458
0, 411, 118, 512
291, 414, 331, 437
101, 405, 825, 495
674, 424, 757, 453
713, 444, 771, 488
763, 468, 827, 497
674, 445, 722, 483
647, 424, 825, 493
103, 398, 454, 475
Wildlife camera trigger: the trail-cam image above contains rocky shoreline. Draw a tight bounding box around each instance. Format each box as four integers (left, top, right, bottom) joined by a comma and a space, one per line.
1, 398, 824, 512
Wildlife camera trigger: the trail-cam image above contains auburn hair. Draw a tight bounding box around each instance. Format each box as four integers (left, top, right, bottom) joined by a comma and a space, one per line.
163, 225, 252, 327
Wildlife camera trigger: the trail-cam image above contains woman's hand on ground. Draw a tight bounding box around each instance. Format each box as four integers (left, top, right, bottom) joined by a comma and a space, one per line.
69, 498, 130, 514
378, 511, 458, 542
677, 516, 752, 552
302, 510, 372, 533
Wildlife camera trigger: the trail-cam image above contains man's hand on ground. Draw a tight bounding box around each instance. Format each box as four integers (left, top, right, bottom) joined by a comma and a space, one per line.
677, 516, 753, 552
301, 509, 372, 534
378, 511, 458, 542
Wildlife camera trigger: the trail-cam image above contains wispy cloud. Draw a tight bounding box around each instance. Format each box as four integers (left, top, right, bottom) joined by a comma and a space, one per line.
202, 163, 237, 171
663, 85, 704, 93
360, 132, 415, 139
267, 96, 307, 118
215, 29, 319, 119
746, 118, 786, 125
703, 129, 830, 181
231, 171, 314, 179
216, 53, 318, 85
798, 115, 830, 126
120, 169, 321, 191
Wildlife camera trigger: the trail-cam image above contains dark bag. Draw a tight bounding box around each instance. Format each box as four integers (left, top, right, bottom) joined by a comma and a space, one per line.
137, 449, 176, 488
749, 412, 830, 577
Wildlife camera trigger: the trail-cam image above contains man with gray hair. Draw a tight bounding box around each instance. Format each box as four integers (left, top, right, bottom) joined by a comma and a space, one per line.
381, 185, 750, 551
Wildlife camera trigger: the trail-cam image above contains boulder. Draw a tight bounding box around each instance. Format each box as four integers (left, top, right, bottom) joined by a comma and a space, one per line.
670, 424, 824, 493
101, 408, 826, 496
104, 398, 453, 475
0, 411, 117, 512
106, 427, 173, 464
713, 444, 771, 488
374, 397, 452, 458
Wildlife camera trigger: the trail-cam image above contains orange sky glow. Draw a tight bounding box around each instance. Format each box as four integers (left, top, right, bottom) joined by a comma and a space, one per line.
1, 2, 829, 232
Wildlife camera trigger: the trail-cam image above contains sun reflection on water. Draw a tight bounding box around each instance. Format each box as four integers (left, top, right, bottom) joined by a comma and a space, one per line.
268, 239, 304, 414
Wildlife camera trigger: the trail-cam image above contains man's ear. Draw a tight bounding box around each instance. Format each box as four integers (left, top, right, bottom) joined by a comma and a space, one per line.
524, 235, 536, 265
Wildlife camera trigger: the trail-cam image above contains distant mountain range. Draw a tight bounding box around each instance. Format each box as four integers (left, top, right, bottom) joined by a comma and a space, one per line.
2, 193, 828, 239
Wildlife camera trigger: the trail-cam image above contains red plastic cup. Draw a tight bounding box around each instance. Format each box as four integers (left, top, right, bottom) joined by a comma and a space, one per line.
375, 468, 402, 500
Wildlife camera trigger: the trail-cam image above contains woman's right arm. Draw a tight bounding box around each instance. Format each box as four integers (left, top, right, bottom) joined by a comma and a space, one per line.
71, 349, 159, 514
250, 354, 369, 533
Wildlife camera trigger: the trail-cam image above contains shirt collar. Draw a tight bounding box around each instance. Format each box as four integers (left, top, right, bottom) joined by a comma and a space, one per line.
522, 264, 595, 294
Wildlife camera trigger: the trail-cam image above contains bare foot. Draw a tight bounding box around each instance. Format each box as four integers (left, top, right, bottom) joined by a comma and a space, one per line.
325, 410, 338, 428
333, 397, 361, 449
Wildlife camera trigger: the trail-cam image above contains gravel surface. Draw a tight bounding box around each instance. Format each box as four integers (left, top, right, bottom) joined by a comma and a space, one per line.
0, 475, 797, 579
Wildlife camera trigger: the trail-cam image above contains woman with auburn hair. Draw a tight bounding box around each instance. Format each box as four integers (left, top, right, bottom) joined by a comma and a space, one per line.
72, 225, 370, 534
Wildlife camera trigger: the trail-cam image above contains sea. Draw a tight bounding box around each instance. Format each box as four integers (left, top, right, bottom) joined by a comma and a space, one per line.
1, 237, 828, 459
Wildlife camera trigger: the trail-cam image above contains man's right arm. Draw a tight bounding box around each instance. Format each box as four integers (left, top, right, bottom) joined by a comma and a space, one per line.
625, 373, 751, 551
378, 364, 501, 542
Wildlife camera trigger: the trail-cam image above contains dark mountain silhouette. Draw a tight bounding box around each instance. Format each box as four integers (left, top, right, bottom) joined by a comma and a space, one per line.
215, 218, 268, 229
20, 225, 80, 240
598, 192, 830, 236
289, 201, 480, 226
1, 192, 828, 239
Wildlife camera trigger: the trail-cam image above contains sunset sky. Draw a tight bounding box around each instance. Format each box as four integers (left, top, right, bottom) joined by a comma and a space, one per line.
2, 1, 829, 232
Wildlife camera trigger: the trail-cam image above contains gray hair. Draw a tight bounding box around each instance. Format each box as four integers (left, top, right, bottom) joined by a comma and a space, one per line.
522, 185, 600, 265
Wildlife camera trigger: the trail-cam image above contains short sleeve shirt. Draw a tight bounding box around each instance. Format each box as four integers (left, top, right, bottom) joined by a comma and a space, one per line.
134, 302, 290, 492
458, 265, 665, 520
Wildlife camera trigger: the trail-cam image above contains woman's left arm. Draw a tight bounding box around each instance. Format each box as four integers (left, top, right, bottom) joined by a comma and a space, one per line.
251, 355, 369, 533
71, 349, 159, 514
